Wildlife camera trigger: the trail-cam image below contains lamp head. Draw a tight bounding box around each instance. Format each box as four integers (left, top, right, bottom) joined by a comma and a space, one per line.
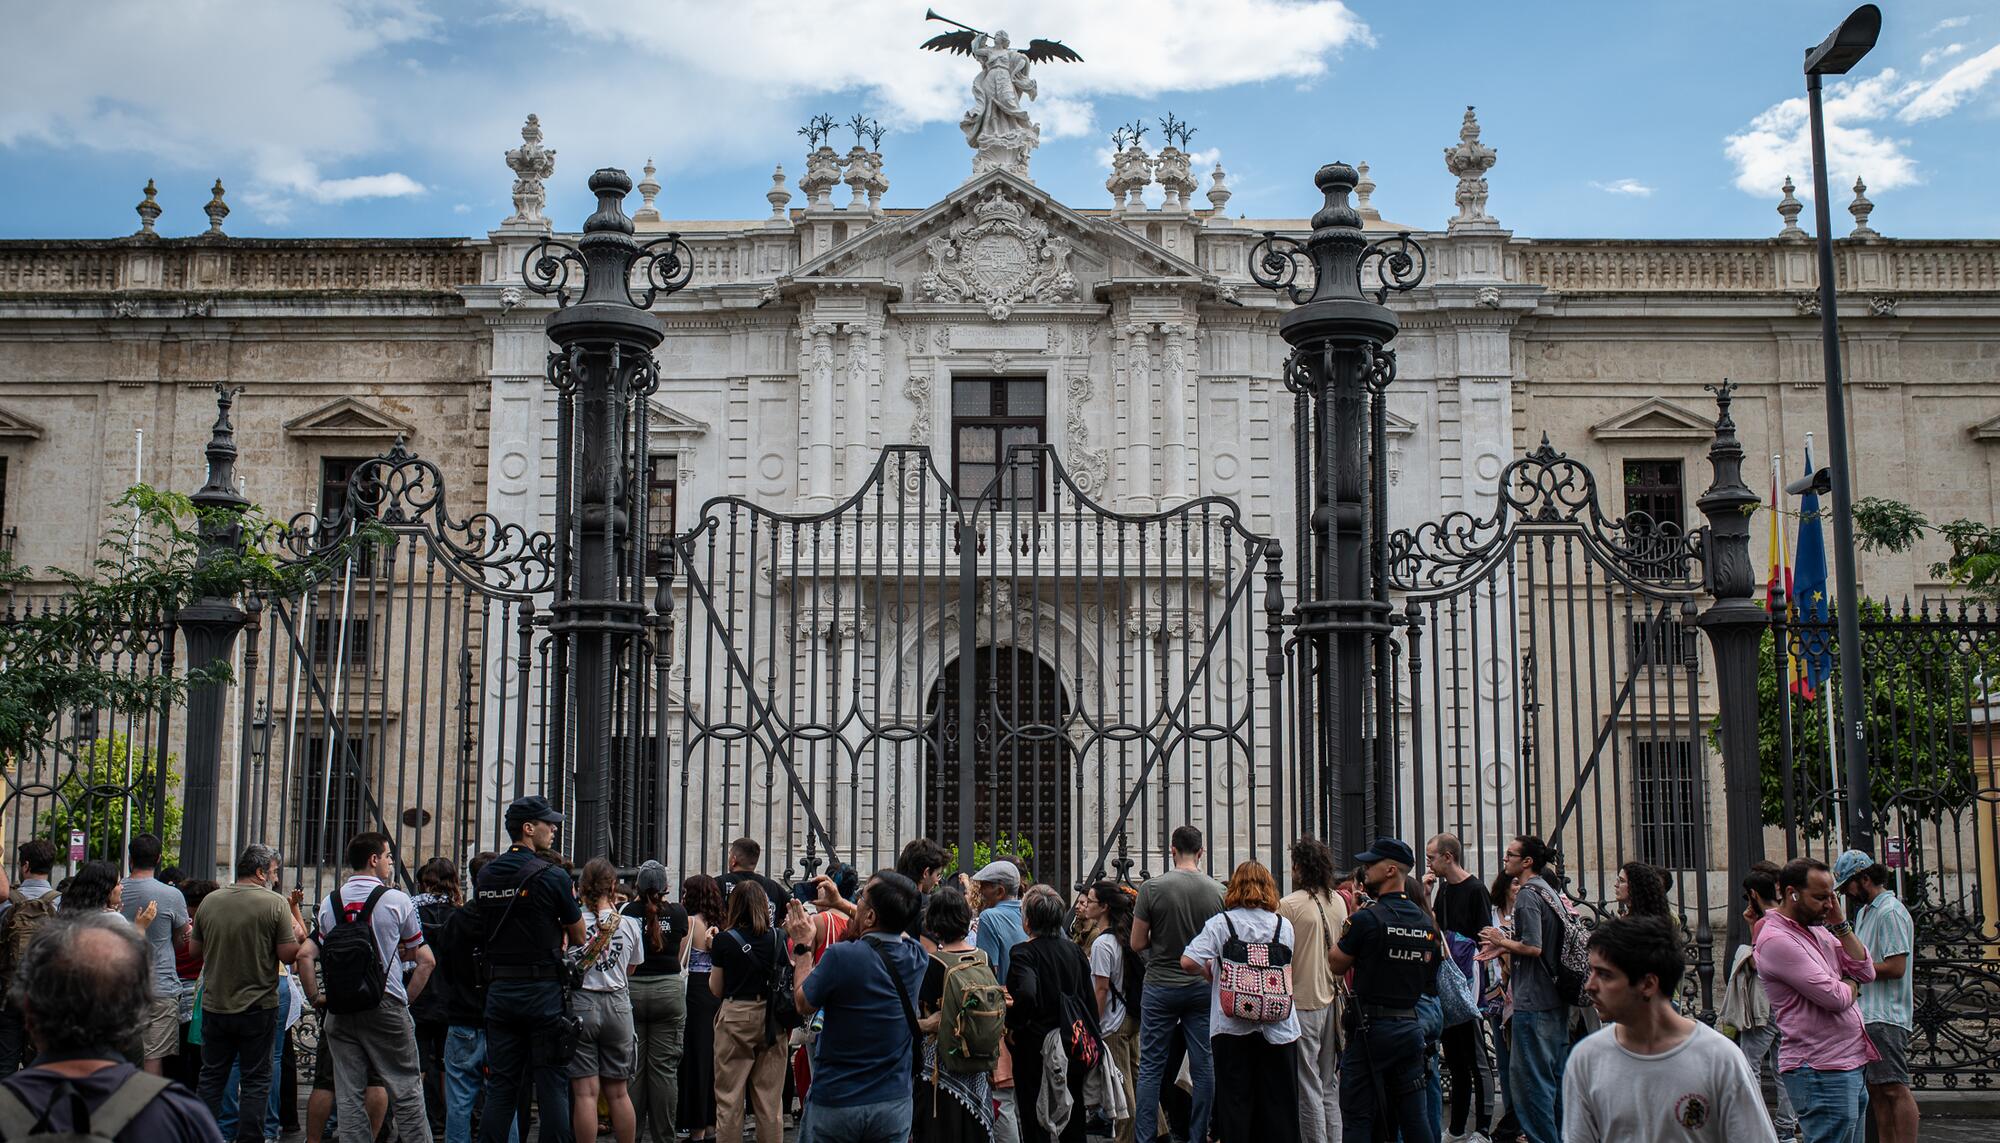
1786, 467, 1833, 497
1805, 4, 1881, 76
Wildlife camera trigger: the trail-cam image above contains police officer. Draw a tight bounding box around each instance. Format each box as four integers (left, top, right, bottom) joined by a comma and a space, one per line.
1327, 837, 1441, 1143
475, 796, 586, 1143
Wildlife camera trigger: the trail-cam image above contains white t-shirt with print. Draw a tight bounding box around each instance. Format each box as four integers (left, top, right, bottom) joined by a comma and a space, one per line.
1561, 1019, 1778, 1143
578, 908, 647, 993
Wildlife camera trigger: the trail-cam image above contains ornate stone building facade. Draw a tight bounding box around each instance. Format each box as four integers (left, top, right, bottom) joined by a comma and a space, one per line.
2, 101, 1998, 884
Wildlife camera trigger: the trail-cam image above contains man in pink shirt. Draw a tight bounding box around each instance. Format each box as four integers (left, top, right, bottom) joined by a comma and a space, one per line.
1752, 857, 1876, 1143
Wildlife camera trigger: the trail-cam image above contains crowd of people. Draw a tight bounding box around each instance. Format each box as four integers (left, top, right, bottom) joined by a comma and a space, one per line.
0, 805, 1929, 1143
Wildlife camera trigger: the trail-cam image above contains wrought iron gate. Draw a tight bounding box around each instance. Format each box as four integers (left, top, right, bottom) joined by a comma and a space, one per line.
237, 442, 561, 898
669, 443, 1286, 888
1386, 438, 1719, 1009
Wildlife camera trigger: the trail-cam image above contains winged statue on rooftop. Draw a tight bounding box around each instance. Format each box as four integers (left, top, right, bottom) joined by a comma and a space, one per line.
922, 9, 1082, 178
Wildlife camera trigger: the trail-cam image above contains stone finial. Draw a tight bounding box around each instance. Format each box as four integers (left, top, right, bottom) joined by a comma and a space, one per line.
799, 145, 842, 209
1848, 176, 1878, 239
504, 113, 557, 227
135, 179, 162, 235
766, 166, 792, 221
1355, 160, 1380, 222
1106, 142, 1152, 210
1154, 145, 1196, 210
633, 158, 661, 222
1777, 176, 1806, 239
1206, 164, 1232, 213
203, 179, 230, 236
1444, 105, 1498, 228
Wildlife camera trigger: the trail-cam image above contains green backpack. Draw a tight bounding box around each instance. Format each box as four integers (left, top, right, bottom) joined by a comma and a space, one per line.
932, 949, 1006, 1075
0, 1069, 174, 1142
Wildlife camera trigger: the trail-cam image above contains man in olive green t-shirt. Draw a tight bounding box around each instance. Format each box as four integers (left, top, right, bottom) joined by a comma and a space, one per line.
1130, 826, 1224, 1143
188, 844, 302, 1143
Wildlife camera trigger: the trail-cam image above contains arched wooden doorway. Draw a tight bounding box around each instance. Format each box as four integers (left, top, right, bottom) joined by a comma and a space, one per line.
927, 647, 1074, 890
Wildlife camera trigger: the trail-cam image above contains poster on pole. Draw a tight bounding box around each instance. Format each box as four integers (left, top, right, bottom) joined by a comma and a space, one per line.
68, 829, 86, 862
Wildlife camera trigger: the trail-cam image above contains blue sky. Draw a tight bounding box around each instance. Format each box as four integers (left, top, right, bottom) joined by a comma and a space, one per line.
4, 1, 1997, 241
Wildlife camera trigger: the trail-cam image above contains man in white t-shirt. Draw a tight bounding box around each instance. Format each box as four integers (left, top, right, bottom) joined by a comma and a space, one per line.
1563, 915, 1776, 1143
297, 832, 435, 1143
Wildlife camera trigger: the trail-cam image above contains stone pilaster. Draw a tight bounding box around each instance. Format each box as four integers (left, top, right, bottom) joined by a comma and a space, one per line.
1161, 323, 1194, 503
805, 322, 837, 508
1124, 323, 1156, 511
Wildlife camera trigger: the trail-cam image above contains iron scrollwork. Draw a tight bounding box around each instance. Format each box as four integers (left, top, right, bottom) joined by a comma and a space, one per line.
1248, 231, 1313, 303
520, 233, 696, 310
635, 235, 695, 308
520, 239, 586, 307
1360, 231, 1427, 303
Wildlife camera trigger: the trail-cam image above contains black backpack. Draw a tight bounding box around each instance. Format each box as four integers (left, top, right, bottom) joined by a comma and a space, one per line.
406, 898, 455, 1024
319, 886, 391, 1015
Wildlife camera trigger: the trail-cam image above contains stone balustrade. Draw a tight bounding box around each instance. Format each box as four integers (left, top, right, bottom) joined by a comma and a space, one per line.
0, 239, 481, 294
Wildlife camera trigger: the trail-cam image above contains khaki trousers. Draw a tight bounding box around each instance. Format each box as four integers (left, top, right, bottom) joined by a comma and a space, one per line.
1107, 1021, 1142, 1143
712, 998, 786, 1143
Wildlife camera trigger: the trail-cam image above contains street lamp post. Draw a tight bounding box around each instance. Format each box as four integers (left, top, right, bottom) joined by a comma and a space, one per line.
1804, 3, 1882, 851
1249, 164, 1425, 856
521, 168, 693, 860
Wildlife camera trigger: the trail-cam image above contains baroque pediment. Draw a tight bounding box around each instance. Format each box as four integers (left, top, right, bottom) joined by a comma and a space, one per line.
1589, 398, 1714, 442
645, 400, 710, 439
283, 397, 413, 441
916, 184, 1080, 319
783, 170, 1208, 313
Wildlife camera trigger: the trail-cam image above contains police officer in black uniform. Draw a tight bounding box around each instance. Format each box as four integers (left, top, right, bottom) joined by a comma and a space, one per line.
475, 795, 585, 1143
1328, 836, 1441, 1143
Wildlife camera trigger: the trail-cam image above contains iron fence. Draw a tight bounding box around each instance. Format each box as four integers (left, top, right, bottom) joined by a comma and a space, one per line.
1771, 600, 2000, 1087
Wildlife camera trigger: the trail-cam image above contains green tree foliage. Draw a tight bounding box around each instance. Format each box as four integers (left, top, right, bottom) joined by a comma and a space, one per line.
0, 484, 379, 762
1851, 496, 2000, 601
34, 733, 183, 867
1749, 599, 1996, 840
942, 834, 1038, 882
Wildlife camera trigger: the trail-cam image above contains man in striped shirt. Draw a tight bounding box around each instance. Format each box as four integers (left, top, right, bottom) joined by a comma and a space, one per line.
1834, 850, 1917, 1143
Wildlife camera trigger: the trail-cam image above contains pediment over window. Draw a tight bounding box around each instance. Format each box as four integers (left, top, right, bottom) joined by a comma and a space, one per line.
1384, 409, 1419, 437
0, 406, 45, 440
284, 398, 414, 441
646, 401, 710, 440
1589, 398, 1714, 442
1970, 413, 2000, 442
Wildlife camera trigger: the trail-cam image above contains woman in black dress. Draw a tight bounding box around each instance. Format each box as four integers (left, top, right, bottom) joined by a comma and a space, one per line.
677, 873, 724, 1143
915, 887, 993, 1143
1005, 884, 1098, 1143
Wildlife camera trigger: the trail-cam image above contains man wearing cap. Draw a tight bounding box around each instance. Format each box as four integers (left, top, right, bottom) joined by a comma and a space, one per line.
1753, 857, 1875, 1143
969, 862, 1027, 982
1835, 850, 1917, 1143
1327, 837, 1440, 1143
475, 796, 587, 1143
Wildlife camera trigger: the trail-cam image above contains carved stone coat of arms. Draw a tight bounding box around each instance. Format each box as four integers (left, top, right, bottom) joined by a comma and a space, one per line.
918, 185, 1080, 320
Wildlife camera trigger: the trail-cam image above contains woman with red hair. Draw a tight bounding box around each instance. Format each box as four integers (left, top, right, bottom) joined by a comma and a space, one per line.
1180, 861, 1301, 1143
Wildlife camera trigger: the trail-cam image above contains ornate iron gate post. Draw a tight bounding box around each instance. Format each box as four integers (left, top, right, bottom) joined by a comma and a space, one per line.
526, 168, 693, 859
179, 384, 250, 877
1695, 382, 1765, 960
1250, 163, 1423, 855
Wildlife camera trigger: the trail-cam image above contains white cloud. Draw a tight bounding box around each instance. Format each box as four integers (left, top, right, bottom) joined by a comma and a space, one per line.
1725, 70, 1923, 197
1921, 43, 1966, 68
0, 0, 437, 226
452, 203, 472, 215
1932, 17, 1971, 33
0, 0, 1372, 228
1590, 178, 1654, 197
1899, 44, 2000, 121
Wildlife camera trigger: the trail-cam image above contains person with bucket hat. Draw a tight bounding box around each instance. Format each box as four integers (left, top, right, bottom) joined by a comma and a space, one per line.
1833, 849, 1917, 1143
475, 795, 586, 1143
1327, 837, 1440, 1143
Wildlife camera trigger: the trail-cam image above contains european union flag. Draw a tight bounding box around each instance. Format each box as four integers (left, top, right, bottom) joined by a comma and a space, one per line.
1791, 443, 1833, 699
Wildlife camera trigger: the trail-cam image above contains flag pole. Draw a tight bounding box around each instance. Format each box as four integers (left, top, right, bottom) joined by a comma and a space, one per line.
1806, 430, 1844, 854
1774, 452, 1799, 854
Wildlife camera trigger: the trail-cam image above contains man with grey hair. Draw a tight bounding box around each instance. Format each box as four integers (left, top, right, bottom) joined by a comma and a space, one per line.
190, 844, 302, 1143
0, 913, 220, 1139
